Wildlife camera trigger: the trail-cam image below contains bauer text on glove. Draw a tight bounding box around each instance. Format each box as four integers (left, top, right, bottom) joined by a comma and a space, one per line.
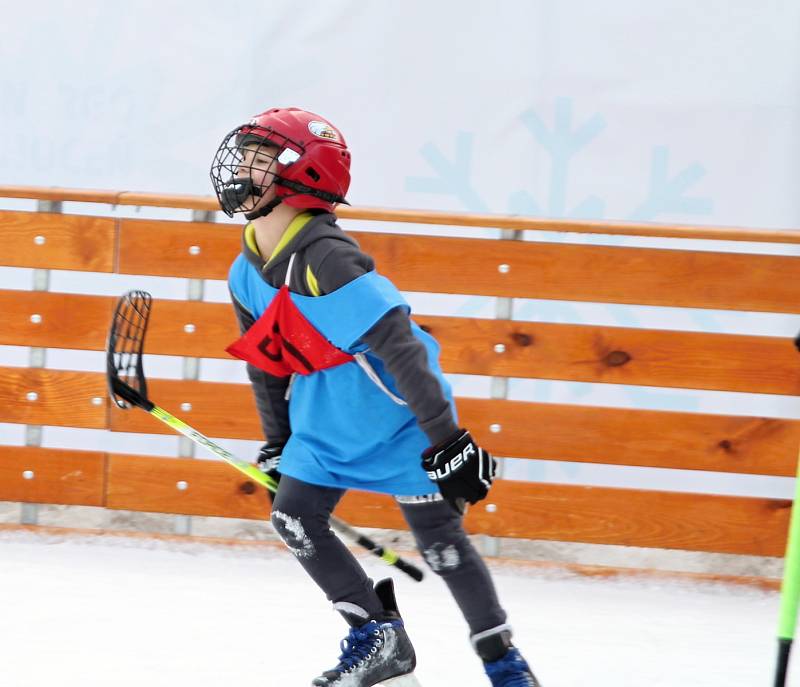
421, 430, 496, 508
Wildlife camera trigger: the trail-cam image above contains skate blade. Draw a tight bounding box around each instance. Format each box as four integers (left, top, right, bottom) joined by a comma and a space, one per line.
378, 674, 422, 687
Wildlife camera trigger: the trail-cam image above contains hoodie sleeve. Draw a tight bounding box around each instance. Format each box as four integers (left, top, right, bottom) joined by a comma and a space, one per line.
314, 243, 459, 446
229, 289, 292, 445
361, 309, 459, 445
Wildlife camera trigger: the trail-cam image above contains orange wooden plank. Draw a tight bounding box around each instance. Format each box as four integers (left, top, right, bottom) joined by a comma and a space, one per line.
356, 233, 800, 313
336, 481, 789, 556
0, 445, 105, 506
0, 187, 216, 211
4, 186, 800, 244
106, 454, 271, 519
9, 290, 790, 396
110, 216, 800, 312
458, 398, 800, 477
113, 216, 800, 312
4, 292, 799, 398
0, 292, 236, 358
468, 481, 790, 556
0, 187, 123, 204
1, 446, 787, 556
143, 302, 800, 396
117, 191, 219, 211
0, 211, 116, 272
0, 290, 114, 350
418, 316, 800, 395
117, 218, 241, 280
0, 291, 316, 360
143, 299, 239, 357
108, 376, 799, 476
338, 206, 800, 245
108, 377, 260, 440
0, 367, 107, 428
0, 363, 794, 478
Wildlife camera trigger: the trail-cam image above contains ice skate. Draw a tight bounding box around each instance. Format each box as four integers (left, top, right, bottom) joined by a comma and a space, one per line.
473, 625, 542, 687
311, 579, 419, 687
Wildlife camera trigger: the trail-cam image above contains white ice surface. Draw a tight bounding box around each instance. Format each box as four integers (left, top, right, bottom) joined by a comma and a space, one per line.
0, 531, 792, 687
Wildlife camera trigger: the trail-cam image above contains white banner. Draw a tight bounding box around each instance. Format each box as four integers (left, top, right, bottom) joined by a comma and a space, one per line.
1, 0, 799, 496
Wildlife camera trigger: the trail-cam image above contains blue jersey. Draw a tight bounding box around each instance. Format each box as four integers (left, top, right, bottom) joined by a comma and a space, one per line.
229, 253, 455, 496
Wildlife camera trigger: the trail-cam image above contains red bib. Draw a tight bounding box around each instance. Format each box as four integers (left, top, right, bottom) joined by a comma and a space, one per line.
226, 285, 354, 377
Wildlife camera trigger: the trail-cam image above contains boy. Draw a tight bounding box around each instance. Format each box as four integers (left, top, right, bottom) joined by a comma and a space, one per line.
211, 107, 541, 687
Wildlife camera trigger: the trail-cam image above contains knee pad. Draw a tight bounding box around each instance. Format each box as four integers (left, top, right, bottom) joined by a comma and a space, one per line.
269, 476, 343, 558
397, 496, 471, 575
270, 508, 317, 559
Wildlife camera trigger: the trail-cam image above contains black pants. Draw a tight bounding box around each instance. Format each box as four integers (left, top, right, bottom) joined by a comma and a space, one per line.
271, 474, 507, 634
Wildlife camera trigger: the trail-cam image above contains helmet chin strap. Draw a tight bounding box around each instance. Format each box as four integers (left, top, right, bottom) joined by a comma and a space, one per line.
244, 196, 282, 220
240, 177, 347, 220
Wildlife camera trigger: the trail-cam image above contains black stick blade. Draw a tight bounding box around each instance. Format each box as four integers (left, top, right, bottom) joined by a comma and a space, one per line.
106, 290, 153, 410
775, 638, 792, 687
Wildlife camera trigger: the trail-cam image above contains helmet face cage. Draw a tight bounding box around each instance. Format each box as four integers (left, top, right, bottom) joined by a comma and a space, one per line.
210, 125, 304, 218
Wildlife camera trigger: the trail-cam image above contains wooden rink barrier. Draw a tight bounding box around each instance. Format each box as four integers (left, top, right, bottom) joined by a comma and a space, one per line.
2, 185, 800, 576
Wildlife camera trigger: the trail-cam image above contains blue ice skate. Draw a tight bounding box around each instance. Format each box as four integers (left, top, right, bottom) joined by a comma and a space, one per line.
473, 625, 541, 687
312, 579, 420, 686
483, 648, 541, 687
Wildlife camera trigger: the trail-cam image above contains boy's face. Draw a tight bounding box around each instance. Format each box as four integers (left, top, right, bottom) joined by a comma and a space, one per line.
235, 141, 281, 211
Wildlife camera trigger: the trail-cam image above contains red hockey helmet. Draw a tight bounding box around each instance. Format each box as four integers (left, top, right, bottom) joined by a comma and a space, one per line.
210, 107, 351, 219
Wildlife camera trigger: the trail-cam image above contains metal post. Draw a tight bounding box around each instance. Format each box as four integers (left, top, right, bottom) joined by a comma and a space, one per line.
480, 228, 523, 557
173, 209, 215, 534
21, 200, 61, 525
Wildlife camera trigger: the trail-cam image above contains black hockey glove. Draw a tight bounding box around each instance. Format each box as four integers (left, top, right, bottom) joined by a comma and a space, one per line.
256, 441, 284, 482
257, 441, 285, 504
421, 429, 496, 514
794, 330, 800, 352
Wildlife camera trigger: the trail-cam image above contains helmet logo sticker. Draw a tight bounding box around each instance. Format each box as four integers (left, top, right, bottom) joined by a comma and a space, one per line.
308, 120, 339, 141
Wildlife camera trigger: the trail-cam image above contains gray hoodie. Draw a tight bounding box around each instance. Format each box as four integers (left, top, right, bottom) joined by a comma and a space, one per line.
229, 211, 459, 449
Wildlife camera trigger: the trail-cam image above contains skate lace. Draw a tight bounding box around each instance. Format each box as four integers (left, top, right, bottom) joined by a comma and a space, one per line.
335, 620, 384, 673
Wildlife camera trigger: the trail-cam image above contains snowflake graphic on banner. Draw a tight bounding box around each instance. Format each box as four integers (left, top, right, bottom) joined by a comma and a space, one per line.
405, 98, 714, 481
